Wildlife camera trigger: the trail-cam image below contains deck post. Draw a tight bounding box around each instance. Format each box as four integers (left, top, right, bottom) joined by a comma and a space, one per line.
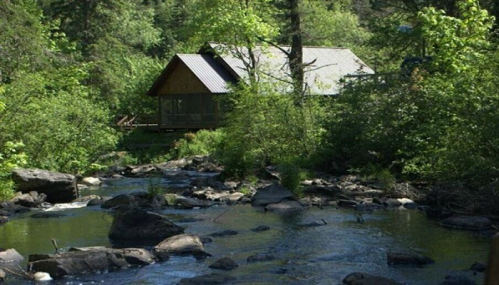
486, 233, 499, 285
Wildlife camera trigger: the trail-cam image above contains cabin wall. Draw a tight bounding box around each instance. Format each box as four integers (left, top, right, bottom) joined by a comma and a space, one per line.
158, 61, 210, 95
159, 94, 219, 129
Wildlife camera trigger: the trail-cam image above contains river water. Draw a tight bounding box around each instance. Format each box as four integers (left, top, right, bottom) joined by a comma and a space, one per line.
0, 176, 492, 284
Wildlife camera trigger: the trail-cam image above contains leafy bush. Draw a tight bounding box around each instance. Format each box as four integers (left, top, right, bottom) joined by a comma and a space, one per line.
0, 142, 27, 200
171, 130, 224, 159
278, 163, 304, 197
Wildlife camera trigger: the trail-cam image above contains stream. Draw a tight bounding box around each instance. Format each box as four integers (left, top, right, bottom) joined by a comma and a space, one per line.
0, 174, 492, 284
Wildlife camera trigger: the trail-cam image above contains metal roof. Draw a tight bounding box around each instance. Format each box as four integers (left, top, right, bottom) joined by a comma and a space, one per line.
205, 43, 375, 95
177, 54, 235, 94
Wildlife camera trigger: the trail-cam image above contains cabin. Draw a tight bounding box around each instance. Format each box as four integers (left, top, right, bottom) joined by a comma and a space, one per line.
146, 43, 374, 129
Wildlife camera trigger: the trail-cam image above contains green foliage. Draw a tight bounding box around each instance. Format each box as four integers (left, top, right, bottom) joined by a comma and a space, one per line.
0, 142, 28, 200
147, 178, 164, 198
278, 162, 304, 197
218, 83, 327, 178
171, 130, 224, 159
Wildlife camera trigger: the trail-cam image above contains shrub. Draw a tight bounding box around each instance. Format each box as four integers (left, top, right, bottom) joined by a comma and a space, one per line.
278, 162, 304, 197
0, 142, 27, 200
171, 130, 224, 159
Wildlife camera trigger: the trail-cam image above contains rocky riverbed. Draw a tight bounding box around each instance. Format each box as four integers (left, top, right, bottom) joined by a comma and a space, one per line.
0, 157, 496, 284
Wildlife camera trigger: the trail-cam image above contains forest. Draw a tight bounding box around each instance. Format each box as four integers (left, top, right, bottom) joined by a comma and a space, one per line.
1, 0, 499, 215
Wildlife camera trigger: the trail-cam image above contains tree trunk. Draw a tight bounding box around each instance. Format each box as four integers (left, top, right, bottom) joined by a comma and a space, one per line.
287, 0, 304, 102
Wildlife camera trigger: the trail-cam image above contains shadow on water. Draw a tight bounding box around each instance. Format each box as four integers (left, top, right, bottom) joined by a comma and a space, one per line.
0, 176, 492, 284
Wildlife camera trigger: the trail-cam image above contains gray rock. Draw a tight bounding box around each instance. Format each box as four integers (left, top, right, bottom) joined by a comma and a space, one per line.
0, 215, 8, 225
29, 247, 155, 279
209, 257, 238, 271
209, 230, 238, 237
81, 177, 101, 186
11, 191, 47, 208
247, 253, 275, 263
383, 198, 402, 208
338, 200, 358, 208
12, 169, 77, 203
0, 249, 24, 264
265, 200, 304, 213
178, 273, 236, 285
343, 272, 403, 285
176, 197, 215, 208
440, 216, 492, 230
251, 184, 293, 206
387, 252, 435, 266
87, 197, 104, 206
101, 194, 137, 209
108, 209, 184, 243
298, 220, 327, 227
154, 234, 204, 259
125, 164, 157, 177
470, 261, 486, 272
251, 225, 270, 232
0, 268, 4, 281
72, 195, 100, 203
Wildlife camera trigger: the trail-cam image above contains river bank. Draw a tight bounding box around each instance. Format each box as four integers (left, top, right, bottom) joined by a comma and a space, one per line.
0, 157, 497, 284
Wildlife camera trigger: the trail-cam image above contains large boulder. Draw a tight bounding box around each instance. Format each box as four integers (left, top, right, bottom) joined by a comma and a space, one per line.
440, 215, 492, 230
251, 184, 294, 207
154, 234, 204, 260
0, 249, 24, 264
29, 247, 155, 279
12, 169, 77, 203
108, 209, 184, 243
387, 252, 435, 266
343, 272, 403, 285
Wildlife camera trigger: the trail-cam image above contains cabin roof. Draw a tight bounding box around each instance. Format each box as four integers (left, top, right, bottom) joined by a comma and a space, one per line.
147, 43, 374, 96
147, 54, 235, 96
203, 43, 375, 95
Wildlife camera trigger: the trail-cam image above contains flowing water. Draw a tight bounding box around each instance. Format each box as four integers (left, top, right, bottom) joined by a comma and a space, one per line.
0, 175, 493, 284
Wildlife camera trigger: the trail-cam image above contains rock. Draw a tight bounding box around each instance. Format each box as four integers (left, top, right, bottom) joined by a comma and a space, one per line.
154, 234, 204, 260
176, 197, 215, 208
156, 158, 188, 170
251, 184, 294, 206
29, 247, 155, 279
177, 217, 204, 223
0, 201, 30, 213
87, 197, 104, 206
12, 169, 77, 203
470, 262, 487, 272
31, 272, 52, 281
0, 269, 4, 281
11, 191, 47, 208
441, 271, 477, 285
298, 220, 327, 227
209, 230, 238, 237
126, 164, 157, 177
108, 208, 184, 243
338, 200, 358, 208
200, 237, 213, 244
72, 195, 100, 203
383, 198, 402, 208
440, 216, 492, 230
209, 257, 238, 271
31, 212, 67, 219
343, 272, 403, 285
387, 252, 435, 266
0, 215, 8, 225
265, 200, 304, 213
101, 194, 137, 209
396, 198, 417, 209
251, 225, 270, 232
0, 249, 24, 264
178, 273, 236, 285
247, 253, 275, 263
81, 177, 101, 186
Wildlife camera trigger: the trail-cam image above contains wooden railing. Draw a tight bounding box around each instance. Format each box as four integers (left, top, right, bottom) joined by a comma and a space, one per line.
486, 233, 499, 285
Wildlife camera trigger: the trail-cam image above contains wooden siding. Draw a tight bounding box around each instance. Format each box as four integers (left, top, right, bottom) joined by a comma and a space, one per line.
158, 60, 210, 95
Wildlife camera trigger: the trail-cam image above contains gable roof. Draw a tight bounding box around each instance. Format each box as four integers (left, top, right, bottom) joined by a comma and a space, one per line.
147, 43, 374, 96
202, 42, 375, 95
146, 54, 236, 96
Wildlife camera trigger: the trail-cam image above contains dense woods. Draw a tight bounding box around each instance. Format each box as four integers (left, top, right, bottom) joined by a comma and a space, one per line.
1, 0, 499, 214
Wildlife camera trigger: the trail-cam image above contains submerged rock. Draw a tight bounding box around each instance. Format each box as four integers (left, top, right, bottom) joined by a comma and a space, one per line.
176, 197, 215, 208
209, 257, 238, 271
387, 252, 435, 266
441, 271, 478, 285
209, 230, 238, 237
440, 216, 492, 230
12, 169, 77, 203
0, 215, 8, 225
178, 273, 236, 285
108, 209, 184, 243
31, 212, 67, 219
251, 225, 270, 232
247, 253, 275, 263
29, 247, 155, 279
251, 184, 293, 206
0, 249, 24, 264
265, 200, 304, 213
343, 272, 403, 285
470, 261, 487, 272
154, 234, 205, 260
